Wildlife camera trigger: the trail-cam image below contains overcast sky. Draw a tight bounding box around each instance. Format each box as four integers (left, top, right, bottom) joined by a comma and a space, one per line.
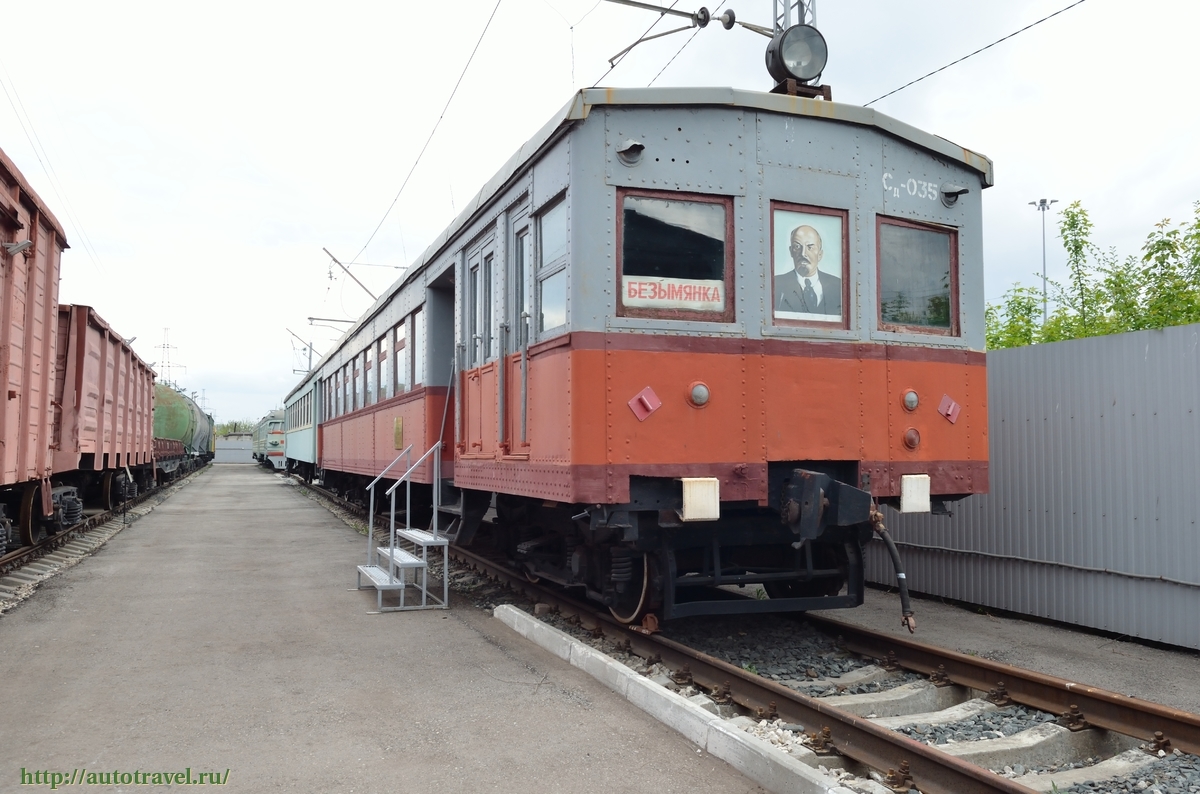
2, 0, 1195, 422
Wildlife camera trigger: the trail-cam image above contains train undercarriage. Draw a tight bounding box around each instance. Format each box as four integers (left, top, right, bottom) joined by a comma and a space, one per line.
0, 465, 157, 552
482, 467, 876, 622
319, 463, 911, 624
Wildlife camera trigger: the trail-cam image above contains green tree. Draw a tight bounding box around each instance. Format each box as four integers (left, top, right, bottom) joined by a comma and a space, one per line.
986, 200, 1200, 349
215, 418, 256, 436
985, 285, 1041, 349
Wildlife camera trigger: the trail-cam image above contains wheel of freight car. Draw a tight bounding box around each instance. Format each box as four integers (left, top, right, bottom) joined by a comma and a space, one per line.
100, 471, 115, 511
18, 482, 46, 546
609, 552, 652, 624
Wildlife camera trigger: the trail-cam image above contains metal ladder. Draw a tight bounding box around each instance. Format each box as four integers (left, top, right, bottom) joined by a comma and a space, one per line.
355, 441, 449, 612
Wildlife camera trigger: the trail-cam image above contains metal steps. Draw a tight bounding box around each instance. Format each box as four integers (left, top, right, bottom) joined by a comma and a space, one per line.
354, 442, 450, 613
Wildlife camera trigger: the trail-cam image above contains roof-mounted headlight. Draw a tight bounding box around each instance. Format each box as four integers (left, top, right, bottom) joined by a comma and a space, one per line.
765, 24, 827, 83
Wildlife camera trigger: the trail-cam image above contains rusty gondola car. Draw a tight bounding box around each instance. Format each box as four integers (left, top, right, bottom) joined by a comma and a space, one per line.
300, 85, 992, 623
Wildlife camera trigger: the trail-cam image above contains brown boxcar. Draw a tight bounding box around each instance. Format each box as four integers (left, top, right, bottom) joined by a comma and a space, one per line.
52, 305, 155, 488
1, 148, 158, 549
0, 147, 68, 542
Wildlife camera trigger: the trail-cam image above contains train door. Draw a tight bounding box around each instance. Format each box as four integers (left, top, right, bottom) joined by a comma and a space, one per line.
502, 211, 531, 455
462, 238, 498, 457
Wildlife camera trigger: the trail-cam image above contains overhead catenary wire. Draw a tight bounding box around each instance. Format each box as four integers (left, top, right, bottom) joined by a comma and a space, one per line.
864, 0, 1091, 107
0, 60, 105, 273
647, 2, 724, 86
350, 0, 505, 265
591, 0, 683, 86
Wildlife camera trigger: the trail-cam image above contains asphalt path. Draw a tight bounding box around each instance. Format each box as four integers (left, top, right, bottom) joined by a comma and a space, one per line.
0, 464, 763, 794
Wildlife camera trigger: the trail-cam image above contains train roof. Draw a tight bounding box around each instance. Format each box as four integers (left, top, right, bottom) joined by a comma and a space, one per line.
288, 87, 994, 400
0, 145, 69, 246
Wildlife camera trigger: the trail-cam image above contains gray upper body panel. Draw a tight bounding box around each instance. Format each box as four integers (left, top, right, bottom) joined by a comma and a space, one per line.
286, 87, 992, 401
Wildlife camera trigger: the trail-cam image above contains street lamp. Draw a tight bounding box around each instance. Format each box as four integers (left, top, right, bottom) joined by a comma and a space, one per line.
1029, 198, 1058, 324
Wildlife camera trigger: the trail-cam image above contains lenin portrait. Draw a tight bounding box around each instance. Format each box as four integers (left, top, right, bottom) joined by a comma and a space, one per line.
772, 209, 844, 323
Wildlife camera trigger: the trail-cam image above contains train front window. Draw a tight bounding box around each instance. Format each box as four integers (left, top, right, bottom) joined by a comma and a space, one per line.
618, 191, 732, 321
878, 218, 957, 334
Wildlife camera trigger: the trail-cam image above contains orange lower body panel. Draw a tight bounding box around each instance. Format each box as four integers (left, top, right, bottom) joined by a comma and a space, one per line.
319, 388, 451, 484
454, 333, 987, 505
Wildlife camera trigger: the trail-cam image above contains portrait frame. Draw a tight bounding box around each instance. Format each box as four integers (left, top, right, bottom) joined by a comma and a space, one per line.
615, 187, 737, 324
770, 202, 850, 329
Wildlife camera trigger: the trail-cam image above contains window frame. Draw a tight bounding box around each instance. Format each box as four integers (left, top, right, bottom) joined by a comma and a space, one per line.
875, 215, 960, 337
512, 216, 531, 348
614, 187, 736, 324
770, 201, 851, 331
378, 334, 390, 402
393, 321, 408, 395
412, 306, 425, 387
535, 196, 570, 338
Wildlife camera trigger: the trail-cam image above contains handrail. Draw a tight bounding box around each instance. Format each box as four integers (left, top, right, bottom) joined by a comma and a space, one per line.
384, 441, 441, 496
368, 446, 413, 491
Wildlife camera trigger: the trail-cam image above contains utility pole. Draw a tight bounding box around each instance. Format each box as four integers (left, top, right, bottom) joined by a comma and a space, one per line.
286, 328, 319, 373
1029, 198, 1058, 324
155, 328, 186, 388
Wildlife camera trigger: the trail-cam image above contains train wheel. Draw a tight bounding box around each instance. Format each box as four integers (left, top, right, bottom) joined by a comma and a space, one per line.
100, 471, 115, 511
18, 482, 46, 546
609, 552, 651, 624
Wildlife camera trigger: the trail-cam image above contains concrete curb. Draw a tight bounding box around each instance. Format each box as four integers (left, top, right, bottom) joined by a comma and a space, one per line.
493, 605, 857, 794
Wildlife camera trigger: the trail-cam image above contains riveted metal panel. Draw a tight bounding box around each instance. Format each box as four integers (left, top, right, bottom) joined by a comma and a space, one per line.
867, 323, 1200, 649
533, 138, 569, 212
604, 107, 747, 196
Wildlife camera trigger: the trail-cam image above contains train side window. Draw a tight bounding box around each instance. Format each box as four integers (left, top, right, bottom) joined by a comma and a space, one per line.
616, 190, 733, 322
467, 262, 480, 366
483, 253, 495, 360
536, 200, 568, 335
379, 335, 390, 401
514, 227, 530, 345
342, 366, 349, 415
394, 322, 408, 393
877, 217, 958, 335
365, 345, 376, 406
412, 307, 425, 386
357, 352, 366, 408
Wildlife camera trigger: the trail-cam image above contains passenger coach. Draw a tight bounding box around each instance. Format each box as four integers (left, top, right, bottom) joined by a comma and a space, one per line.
289, 86, 992, 623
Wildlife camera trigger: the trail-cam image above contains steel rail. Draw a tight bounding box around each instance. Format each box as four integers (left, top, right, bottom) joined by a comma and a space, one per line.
806, 614, 1200, 757
308, 482, 1188, 789
0, 465, 210, 575
302, 480, 1034, 793
446, 545, 1035, 794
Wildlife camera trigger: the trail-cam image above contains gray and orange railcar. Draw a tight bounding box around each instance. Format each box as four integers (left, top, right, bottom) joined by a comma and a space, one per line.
289, 86, 992, 623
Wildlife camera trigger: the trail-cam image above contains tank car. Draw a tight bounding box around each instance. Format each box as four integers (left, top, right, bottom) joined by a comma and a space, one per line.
294, 76, 991, 622
153, 384, 214, 479
252, 410, 286, 470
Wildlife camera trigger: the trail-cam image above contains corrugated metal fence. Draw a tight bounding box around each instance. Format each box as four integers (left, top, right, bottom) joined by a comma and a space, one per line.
867, 322, 1200, 649
215, 436, 254, 464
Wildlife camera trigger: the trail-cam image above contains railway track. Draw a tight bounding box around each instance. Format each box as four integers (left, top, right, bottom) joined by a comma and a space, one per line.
303, 480, 1199, 794
0, 466, 209, 603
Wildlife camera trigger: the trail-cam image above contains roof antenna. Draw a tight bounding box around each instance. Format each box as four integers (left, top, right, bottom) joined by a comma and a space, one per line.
603, 0, 736, 67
